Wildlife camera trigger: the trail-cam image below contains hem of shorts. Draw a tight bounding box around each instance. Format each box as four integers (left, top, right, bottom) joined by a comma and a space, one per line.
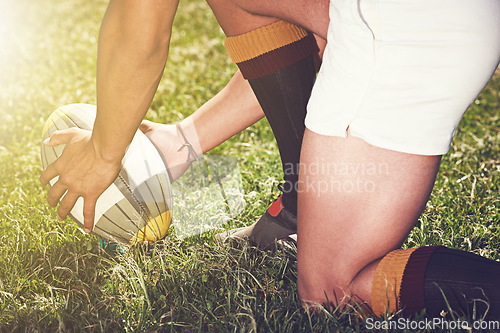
305, 125, 450, 156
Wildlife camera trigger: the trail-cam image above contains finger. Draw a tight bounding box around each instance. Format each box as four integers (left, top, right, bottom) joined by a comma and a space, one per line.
40, 163, 59, 186
139, 120, 154, 134
47, 179, 68, 207
43, 128, 76, 147
57, 191, 80, 220
83, 197, 97, 233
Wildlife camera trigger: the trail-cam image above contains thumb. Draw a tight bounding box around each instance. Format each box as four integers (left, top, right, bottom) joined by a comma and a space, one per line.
44, 128, 76, 147
139, 119, 155, 134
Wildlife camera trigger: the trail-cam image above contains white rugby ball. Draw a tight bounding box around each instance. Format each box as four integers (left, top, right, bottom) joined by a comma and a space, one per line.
41, 104, 173, 246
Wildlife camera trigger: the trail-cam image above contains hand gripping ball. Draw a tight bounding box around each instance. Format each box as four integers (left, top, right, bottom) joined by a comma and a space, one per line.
41, 104, 173, 246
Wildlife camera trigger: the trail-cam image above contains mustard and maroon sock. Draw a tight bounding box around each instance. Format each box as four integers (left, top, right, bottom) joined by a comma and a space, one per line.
371, 246, 500, 319
224, 21, 319, 216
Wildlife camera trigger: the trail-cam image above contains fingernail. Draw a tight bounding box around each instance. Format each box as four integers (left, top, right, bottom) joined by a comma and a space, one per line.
57, 215, 63, 220
84, 228, 91, 233
43, 138, 50, 145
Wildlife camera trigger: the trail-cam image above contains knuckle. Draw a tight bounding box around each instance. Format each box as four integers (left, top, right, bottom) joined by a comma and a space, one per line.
67, 187, 81, 198
59, 200, 72, 212
47, 189, 59, 201
47, 198, 59, 208
58, 174, 71, 186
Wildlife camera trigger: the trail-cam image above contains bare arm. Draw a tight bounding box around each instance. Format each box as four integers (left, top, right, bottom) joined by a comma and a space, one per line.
40, 0, 180, 231
94, 0, 178, 160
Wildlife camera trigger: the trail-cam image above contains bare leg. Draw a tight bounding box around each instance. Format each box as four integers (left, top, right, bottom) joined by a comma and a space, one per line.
206, 0, 500, 319
297, 129, 441, 308
207, 0, 329, 39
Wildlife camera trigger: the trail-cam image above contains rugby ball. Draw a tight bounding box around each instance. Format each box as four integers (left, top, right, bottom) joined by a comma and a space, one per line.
41, 104, 173, 246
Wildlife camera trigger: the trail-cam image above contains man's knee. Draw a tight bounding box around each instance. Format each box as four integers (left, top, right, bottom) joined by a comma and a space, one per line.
297, 267, 354, 308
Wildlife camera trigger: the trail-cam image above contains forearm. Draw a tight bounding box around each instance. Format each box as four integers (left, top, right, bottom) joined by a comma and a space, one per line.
93, 0, 179, 161
186, 70, 265, 153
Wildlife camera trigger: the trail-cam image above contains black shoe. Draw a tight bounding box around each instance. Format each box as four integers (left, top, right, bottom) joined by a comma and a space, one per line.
217, 195, 297, 250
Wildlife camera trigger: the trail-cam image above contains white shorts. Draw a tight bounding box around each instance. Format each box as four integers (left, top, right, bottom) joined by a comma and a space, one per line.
305, 0, 500, 155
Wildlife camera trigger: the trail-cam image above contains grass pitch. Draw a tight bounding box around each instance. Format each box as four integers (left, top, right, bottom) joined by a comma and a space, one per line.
0, 0, 498, 331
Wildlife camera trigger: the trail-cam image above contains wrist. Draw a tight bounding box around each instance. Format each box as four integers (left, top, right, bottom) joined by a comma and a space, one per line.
178, 118, 203, 157
90, 130, 126, 164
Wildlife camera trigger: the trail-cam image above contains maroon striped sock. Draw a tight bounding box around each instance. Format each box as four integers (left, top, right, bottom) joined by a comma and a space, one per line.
225, 21, 319, 215
399, 247, 500, 319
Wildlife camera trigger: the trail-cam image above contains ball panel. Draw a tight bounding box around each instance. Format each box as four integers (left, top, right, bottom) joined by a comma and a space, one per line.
42, 110, 66, 140
93, 222, 131, 245
57, 104, 95, 131
113, 169, 154, 221
132, 173, 172, 223
122, 131, 169, 189
95, 199, 143, 244
129, 210, 172, 245
93, 183, 128, 226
